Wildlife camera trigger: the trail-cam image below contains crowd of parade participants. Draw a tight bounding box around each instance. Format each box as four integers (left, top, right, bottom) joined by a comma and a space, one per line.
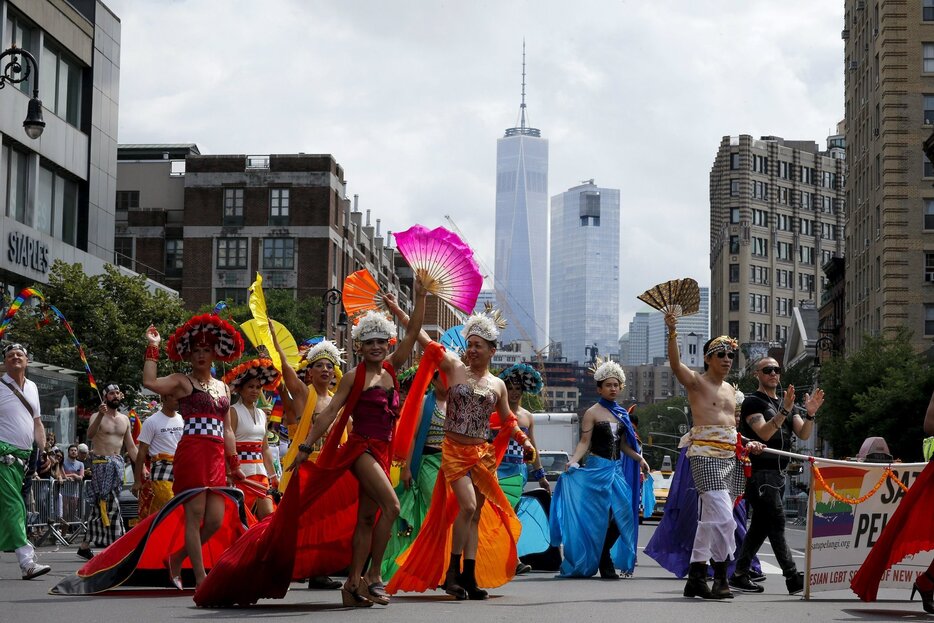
3, 280, 934, 614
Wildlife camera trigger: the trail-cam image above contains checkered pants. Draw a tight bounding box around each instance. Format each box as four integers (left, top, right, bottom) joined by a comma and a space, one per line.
85, 492, 123, 547
151, 459, 174, 481
689, 455, 746, 498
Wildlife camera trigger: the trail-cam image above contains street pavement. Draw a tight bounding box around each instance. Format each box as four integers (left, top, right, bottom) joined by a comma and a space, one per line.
1, 522, 923, 623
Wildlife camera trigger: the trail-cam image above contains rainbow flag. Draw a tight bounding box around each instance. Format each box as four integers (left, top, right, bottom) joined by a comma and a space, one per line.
813, 466, 867, 538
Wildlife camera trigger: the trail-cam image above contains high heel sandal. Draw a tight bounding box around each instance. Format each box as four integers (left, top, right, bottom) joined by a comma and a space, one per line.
341, 579, 374, 608
365, 581, 390, 605
910, 571, 934, 614
163, 555, 183, 591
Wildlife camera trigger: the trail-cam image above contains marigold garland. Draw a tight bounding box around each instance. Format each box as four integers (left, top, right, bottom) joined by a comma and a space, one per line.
811, 463, 909, 505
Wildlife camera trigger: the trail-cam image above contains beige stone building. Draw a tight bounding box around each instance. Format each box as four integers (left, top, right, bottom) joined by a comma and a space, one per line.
844, 0, 934, 353
709, 135, 846, 367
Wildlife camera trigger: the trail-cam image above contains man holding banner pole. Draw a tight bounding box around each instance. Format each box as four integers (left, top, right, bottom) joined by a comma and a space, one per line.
729, 357, 824, 595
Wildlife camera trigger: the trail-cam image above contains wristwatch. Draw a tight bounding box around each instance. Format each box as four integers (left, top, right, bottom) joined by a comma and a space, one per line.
804, 414, 815, 421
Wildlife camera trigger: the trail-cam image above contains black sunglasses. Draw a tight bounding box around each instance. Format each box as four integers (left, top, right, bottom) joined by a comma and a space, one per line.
715, 351, 735, 360
760, 366, 781, 375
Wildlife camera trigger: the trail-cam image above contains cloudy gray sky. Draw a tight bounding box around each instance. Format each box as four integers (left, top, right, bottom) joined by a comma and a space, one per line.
106, 0, 844, 335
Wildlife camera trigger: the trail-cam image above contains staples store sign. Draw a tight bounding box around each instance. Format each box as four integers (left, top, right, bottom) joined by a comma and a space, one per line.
7, 231, 50, 274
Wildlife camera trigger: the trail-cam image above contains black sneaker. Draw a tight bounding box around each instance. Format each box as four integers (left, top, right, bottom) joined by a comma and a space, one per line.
785, 572, 804, 595
748, 570, 767, 582
515, 562, 532, 575
728, 573, 764, 593
76, 547, 93, 560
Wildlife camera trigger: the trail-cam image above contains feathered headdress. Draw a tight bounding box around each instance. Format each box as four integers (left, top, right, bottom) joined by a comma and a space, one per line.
351, 310, 397, 342
498, 363, 544, 395
222, 357, 281, 391
297, 339, 345, 371
462, 302, 507, 343
590, 356, 626, 385
166, 313, 244, 362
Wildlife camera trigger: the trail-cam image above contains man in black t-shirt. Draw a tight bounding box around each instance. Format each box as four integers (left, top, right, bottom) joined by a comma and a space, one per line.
728, 357, 824, 596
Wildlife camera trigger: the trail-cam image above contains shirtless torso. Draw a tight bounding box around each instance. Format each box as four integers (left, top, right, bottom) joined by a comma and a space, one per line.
88, 408, 133, 457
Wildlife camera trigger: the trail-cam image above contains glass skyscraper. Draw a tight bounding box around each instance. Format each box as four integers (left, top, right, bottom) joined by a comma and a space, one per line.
494, 49, 548, 347
549, 181, 620, 364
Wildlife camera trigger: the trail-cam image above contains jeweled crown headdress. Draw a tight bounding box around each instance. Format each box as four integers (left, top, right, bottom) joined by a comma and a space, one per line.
462, 302, 507, 343
351, 310, 397, 342
590, 356, 626, 386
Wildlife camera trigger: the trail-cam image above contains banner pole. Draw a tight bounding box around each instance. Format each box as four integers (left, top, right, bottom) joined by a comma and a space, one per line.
804, 465, 815, 600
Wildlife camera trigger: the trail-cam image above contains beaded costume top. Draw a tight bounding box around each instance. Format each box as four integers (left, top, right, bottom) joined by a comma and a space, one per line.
444, 383, 497, 439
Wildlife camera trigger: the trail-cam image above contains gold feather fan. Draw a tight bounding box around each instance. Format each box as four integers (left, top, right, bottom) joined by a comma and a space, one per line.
637, 278, 701, 318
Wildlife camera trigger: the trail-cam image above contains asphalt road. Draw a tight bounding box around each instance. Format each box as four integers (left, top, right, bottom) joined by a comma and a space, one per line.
1, 523, 924, 623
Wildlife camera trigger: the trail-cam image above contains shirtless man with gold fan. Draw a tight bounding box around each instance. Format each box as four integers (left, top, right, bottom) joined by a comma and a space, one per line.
664, 312, 763, 601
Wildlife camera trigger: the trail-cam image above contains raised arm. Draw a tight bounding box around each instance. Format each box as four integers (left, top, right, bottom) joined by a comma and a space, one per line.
385, 289, 433, 349
268, 318, 308, 406
792, 387, 824, 441
143, 325, 188, 397
665, 312, 698, 389
389, 279, 428, 370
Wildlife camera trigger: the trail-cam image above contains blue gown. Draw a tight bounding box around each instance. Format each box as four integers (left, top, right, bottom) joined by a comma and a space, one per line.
549, 417, 636, 577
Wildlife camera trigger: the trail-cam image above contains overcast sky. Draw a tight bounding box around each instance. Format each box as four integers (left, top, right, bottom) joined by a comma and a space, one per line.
106, 0, 844, 336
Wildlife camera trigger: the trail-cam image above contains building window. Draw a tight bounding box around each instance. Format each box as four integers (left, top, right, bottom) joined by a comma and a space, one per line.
270, 188, 289, 225
116, 191, 139, 211
37, 165, 78, 245
223, 188, 244, 225
752, 209, 768, 227
776, 213, 791, 231
730, 179, 740, 197
262, 238, 294, 269
926, 158, 934, 179
779, 187, 789, 204
728, 321, 739, 338
800, 218, 814, 236
779, 161, 790, 179
751, 180, 768, 200
751, 236, 769, 257
114, 238, 133, 269
730, 207, 740, 224
580, 215, 600, 226
776, 241, 793, 261
775, 324, 788, 343
3, 10, 39, 96
925, 44, 934, 73
926, 0, 934, 21
165, 239, 183, 274
799, 246, 814, 265
730, 153, 740, 170
215, 288, 248, 305
39, 42, 83, 127
729, 263, 740, 283
4, 145, 29, 225
750, 265, 769, 284
926, 253, 934, 282
801, 191, 812, 209
752, 155, 769, 174
729, 292, 740, 311
729, 235, 740, 254
925, 199, 934, 229
217, 238, 248, 269
926, 95, 934, 125
926, 305, 934, 335
749, 293, 769, 314
799, 273, 815, 293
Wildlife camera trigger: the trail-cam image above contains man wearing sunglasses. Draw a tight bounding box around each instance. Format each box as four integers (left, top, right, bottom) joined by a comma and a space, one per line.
665, 313, 764, 600
729, 357, 824, 596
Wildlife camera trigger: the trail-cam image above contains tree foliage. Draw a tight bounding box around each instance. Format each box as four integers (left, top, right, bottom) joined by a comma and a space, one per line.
8, 261, 188, 407
818, 329, 934, 461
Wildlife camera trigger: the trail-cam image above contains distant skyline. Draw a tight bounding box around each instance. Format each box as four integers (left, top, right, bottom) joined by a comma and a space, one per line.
105, 0, 844, 329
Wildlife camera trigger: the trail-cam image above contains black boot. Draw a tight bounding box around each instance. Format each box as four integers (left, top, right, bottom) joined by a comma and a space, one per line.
457, 559, 489, 600
443, 554, 467, 600
710, 561, 733, 599
598, 521, 621, 579
684, 562, 714, 599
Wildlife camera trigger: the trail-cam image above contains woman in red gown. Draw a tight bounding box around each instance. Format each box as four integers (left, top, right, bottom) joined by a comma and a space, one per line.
143, 314, 245, 589
193, 280, 431, 607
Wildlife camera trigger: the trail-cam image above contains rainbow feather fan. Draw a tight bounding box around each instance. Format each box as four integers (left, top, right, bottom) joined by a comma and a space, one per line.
342, 269, 384, 324
637, 278, 701, 318
393, 225, 483, 314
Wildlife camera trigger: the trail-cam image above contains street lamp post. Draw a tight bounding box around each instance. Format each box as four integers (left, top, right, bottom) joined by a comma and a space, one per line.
666, 405, 691, 432
318, 288, 347, 337
0, 45, 46, 139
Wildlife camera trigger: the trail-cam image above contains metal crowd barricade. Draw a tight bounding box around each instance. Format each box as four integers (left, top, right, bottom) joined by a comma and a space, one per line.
784, 495, 808, 526
26, 478, 88, 547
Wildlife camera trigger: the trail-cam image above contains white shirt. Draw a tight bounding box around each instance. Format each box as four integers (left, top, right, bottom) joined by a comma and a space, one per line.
137, 410, 183, 456
0, 373, 40, 451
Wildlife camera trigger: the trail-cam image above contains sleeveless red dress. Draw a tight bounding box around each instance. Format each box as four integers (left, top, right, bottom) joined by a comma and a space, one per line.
173, 382, 230, 494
